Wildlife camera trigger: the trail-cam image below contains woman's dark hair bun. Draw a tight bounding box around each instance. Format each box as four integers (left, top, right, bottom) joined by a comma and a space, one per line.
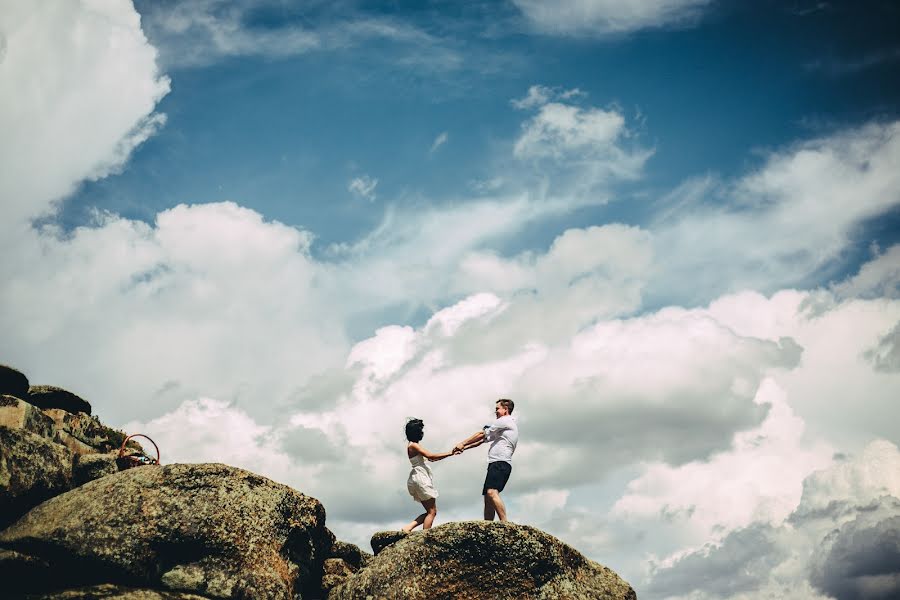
405, 418, 425, 442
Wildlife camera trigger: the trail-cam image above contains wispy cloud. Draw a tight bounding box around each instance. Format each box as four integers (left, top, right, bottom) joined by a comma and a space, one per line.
512, 0, 714, 36
138, 0, 464, 70
429, 131, 449, 154
348, 175, 378, 202
511, 84, 585, 109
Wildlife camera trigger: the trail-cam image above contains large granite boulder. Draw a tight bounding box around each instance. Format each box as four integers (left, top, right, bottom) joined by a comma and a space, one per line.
0, 463, 333, 599
0, 364, 29, 399
28, 385, 92, 415
0, 426, 74, 529
330, 521, 636, 600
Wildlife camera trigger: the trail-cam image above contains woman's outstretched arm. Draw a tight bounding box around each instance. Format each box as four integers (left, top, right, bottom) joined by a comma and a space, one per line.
409, 442, 453, 462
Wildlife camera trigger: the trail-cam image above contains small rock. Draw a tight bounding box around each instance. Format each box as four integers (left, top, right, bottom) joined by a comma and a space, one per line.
320, 558, 356, 595
330, 539, 371, 569
370, 530, 409, 556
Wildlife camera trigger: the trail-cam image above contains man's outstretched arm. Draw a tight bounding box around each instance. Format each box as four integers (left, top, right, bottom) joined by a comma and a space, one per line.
455, 431, 485, 453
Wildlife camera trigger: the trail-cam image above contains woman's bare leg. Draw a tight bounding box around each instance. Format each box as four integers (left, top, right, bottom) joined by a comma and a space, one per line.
422, 498, 438, 529
403, 513, 426, 532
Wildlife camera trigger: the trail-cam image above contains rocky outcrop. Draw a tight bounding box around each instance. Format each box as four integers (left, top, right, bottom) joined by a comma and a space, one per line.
1, 392, 134, 527
28, 385, 92, 415
0, 364, 29, 399
0, 426, 74, 529
0, 463, 333, 599
331, 521, 637, 600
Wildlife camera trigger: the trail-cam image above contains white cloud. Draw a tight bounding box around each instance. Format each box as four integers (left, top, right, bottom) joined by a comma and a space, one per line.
0, 202, 349, 425
513, 101, 653, 187
515, 102, 625, 158
429, 131, 449, 154
613, 378, 833, 546
651, 120, 900, 304
513, 0, 713, 36
348, 175, 378, 201
0, 0, 170, 228
642, 440, 900, 600
511, 84, 586, 109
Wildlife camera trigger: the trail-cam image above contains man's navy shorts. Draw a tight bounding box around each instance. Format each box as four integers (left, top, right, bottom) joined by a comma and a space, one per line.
482, 461, 512, 495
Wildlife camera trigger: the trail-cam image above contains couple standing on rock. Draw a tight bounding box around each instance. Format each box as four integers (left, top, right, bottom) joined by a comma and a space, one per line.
402, 398, 519, 533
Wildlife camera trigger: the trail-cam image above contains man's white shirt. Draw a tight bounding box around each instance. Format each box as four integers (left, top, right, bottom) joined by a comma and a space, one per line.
483, 415, 518, 463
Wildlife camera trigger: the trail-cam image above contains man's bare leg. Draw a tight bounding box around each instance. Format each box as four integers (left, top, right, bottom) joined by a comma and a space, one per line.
485, 489, 507, 521
483, 494, 496, 520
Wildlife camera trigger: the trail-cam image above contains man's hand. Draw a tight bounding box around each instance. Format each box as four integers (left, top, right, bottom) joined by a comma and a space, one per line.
453, 443, 465, 454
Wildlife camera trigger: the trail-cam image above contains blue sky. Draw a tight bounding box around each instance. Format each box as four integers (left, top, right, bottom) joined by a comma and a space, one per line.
63, 1, 900, 261
2, 2, 900, 599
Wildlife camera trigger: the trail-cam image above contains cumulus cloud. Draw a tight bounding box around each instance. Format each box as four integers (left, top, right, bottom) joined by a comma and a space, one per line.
643, 440, 900, 600
514, 102, 651, 180
508, 92, 653, 201
810, 508, 900, 600
0, 0, 170, 228
348, 175, 378, 201
513, 0, 713, 36
0, 202, 349, 424
613, 379, 833, 544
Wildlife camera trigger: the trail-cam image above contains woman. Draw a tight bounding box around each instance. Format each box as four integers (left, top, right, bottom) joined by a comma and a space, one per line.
403, 418, 455, 532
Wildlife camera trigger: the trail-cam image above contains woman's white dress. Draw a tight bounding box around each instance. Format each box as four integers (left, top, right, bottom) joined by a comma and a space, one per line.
407, 451, 438, 502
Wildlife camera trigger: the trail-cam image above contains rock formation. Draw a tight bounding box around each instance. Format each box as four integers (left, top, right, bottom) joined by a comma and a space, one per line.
330, 521, 636, 600
0, 390, 137, 529
1, 463, 332, 599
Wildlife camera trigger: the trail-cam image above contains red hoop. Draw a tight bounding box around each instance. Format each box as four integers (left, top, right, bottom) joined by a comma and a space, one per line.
117, 433, 160, 469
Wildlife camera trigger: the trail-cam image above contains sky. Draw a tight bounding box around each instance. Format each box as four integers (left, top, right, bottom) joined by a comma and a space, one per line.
1, 1, 899, 598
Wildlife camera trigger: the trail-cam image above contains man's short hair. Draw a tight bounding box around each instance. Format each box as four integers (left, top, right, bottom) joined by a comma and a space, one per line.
497, 398, 514, 414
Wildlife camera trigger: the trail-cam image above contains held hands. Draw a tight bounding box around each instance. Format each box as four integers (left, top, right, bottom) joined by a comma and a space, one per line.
452, 444, 465, 455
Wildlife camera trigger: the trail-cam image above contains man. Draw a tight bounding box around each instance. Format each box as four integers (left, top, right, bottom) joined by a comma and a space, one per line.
455, 398, 518, 521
